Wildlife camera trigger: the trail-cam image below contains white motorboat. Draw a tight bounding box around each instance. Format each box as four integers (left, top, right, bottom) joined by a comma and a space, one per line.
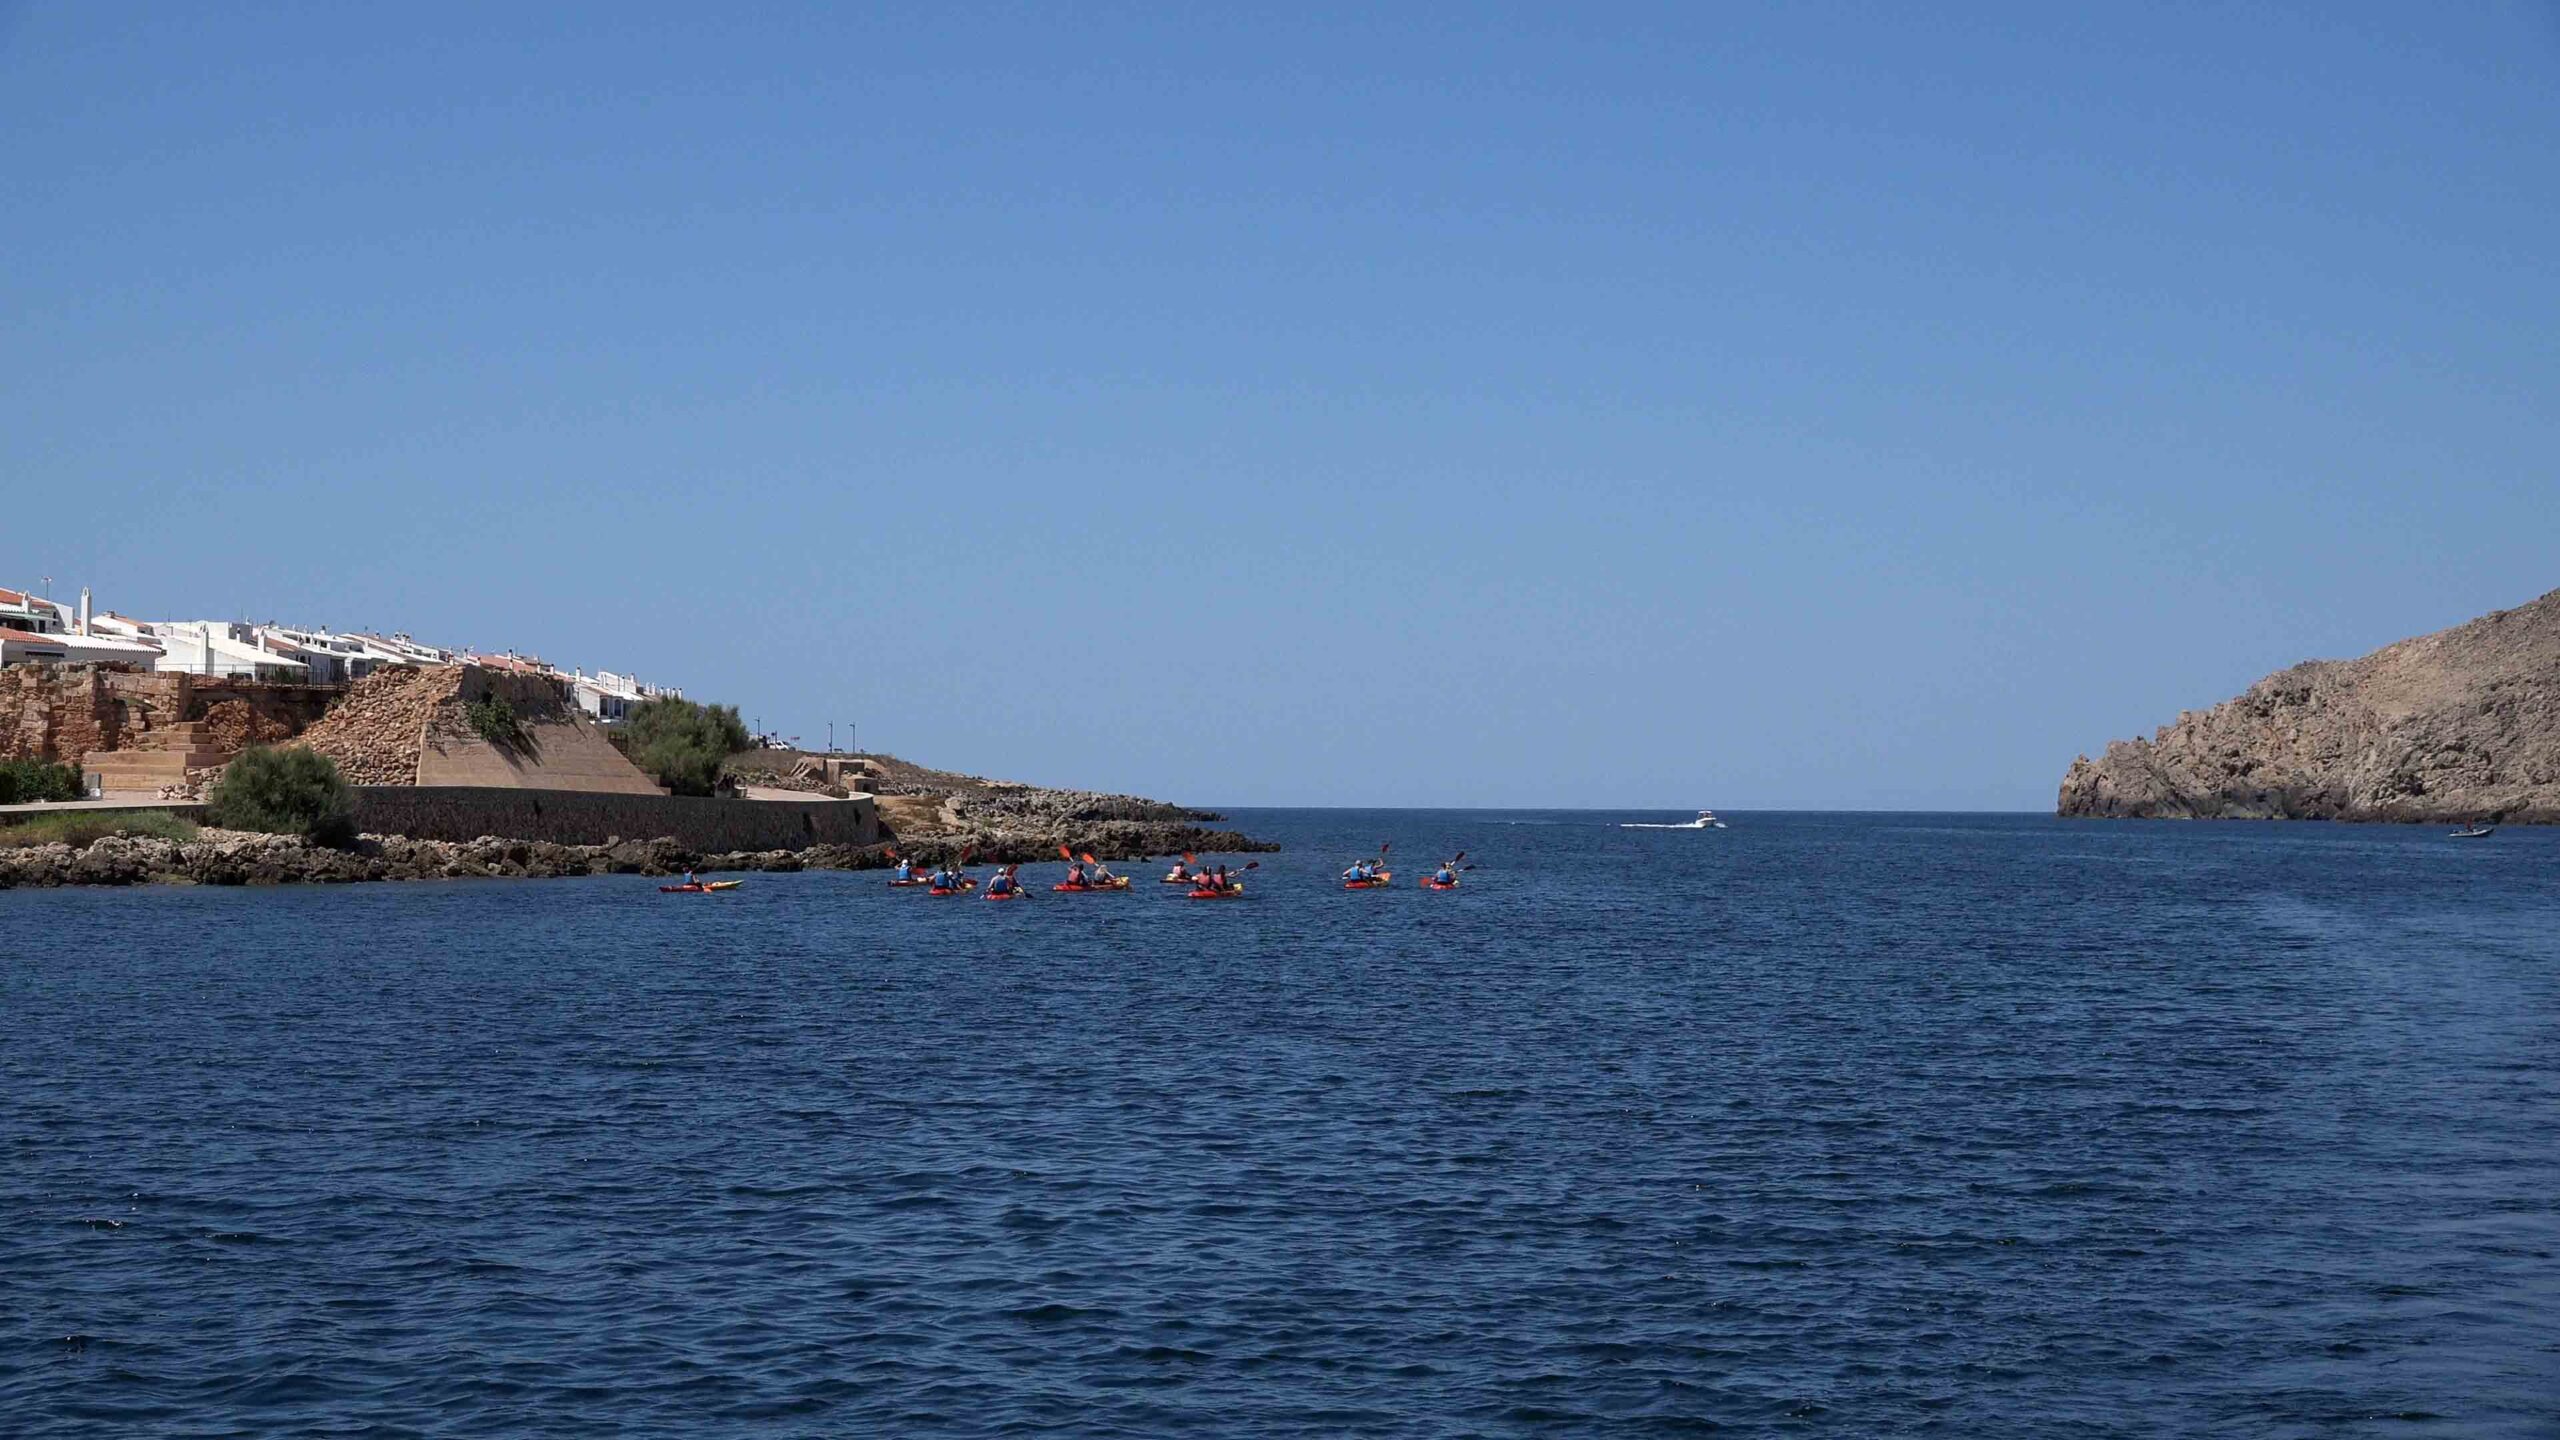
1622, 810, 1729, 830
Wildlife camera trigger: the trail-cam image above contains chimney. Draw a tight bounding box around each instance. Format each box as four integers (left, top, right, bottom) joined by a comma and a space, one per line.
78, 587, 91, 636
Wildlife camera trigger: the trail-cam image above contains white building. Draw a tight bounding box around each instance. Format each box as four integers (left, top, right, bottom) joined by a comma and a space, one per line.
0, 587, 69, 635
572, 669, 643, 723
260, 626, 415, 686
568, 668, 682, 724
350, 633, 457, 667
0, 626, 164, 668
148, 621, 312, 682
0, 590, 164, 668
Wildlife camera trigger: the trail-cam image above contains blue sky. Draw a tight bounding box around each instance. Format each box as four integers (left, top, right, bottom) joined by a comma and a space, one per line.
6, 3, 2554, 808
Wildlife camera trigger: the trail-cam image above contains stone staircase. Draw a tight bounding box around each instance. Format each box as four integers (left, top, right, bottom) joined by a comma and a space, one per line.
82, 722, 238, 795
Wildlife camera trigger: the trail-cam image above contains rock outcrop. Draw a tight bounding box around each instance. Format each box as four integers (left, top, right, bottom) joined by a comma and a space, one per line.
728, 748, 1276, 860
2059, 588, 2560, 822
0, 829, 836, 890
0, 822, 1263, 892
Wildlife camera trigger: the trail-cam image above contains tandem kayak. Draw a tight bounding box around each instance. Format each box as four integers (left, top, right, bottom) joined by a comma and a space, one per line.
927, 881, 978, 896
1160, 875, 1195, 884
1187, 885, 1245, 900
1053, 878, 1133, 892
1342, 874, 1394, 890
659, 880, 743, 894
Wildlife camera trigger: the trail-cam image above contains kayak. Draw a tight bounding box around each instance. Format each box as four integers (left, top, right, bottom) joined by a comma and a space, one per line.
1159, 875, 1195, 884
1053, 878, 1133, 892
1421, 878, 1460, 890
888, 877, 931, 887
927, 880, 978, 896
982, 888, 1026, 901
659, 880, 743, 894
1342, 873, 1394, 890
1187, 884, 1245, 900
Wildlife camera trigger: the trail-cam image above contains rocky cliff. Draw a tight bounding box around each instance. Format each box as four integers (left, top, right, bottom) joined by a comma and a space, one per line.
2059, 588, 2560, 823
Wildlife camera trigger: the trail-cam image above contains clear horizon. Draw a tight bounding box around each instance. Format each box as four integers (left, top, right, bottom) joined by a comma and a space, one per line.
8, 4, 2555, 808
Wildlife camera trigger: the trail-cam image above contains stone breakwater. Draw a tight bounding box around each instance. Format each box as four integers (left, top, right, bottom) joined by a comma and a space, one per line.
0, 821, 1274, 891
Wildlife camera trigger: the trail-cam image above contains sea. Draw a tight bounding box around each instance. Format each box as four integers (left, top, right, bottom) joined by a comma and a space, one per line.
3, 810, 2555, 1437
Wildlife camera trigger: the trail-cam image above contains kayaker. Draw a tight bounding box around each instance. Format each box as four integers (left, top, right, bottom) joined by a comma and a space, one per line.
987, 866, 1017, 897
1166, 859, 1192, 881
1212, 864, 1231, 893
1089, 858, 1118, 885
682, 869, 700, 889
893, 856, 916, 882
1065, 860, 1088, 888
1342, 860, 1367, 882
931, 863, 957, 889
1433, 861, 1458, 886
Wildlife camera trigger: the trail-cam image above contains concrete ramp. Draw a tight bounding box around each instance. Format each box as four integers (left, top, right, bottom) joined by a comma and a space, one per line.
414, 669, 665, 795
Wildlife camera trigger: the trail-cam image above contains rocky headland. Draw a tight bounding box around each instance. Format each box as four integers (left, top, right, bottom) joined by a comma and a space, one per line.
0, 825, 1255, 892
2059, 588, 2560, 822
0, 750, 1272, 891
727, 749, 1275, 863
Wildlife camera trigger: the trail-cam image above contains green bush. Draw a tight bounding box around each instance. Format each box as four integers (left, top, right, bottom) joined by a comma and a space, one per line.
465, 692, 518, 744
205, 746, 356, 846
0, 758, 84, 805
617, 697, 751, 796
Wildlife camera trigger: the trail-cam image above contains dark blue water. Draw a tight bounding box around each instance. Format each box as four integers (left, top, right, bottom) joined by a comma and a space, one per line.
4, 811, 2556, 1436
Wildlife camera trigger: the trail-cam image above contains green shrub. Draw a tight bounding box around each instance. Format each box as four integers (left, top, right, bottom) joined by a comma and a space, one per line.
617, 697, 751, 796
465, 692, 519, 744
0, 758, 84, 805
205, 746, 356, 846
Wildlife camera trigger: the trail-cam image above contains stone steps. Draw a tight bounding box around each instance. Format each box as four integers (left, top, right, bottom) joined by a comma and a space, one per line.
130, 721, 219, 752
82, 750, 225, 791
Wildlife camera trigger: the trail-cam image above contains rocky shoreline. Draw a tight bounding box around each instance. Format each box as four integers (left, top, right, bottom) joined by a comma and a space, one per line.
2059, 587, 2560, 823
0, 819, 1274, 892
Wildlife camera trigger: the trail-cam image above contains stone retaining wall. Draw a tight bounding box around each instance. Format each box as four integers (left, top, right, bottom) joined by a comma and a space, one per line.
2, 667, 347, 764
1, 666, 110, 762
350, 786, 879, 850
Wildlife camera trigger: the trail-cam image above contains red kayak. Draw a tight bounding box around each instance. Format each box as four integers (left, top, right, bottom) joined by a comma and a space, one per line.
1342, 874, 1393, 890
983, 888, 1025, 901
928, 884, 975, 896
1422, 879, 1460, 890
1187, 885, 1245, 900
